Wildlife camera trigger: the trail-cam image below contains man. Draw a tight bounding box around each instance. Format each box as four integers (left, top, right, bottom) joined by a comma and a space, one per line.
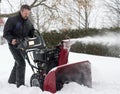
3, 4, 34, 87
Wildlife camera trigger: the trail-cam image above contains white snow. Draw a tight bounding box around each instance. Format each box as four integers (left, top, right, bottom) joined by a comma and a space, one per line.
0, 43, 120, 94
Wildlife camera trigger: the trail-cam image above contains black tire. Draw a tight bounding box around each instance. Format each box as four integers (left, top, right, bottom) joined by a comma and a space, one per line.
30, 73, 44, 90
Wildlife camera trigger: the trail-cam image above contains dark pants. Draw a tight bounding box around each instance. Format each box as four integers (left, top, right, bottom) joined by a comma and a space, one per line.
8, 44, 26, 87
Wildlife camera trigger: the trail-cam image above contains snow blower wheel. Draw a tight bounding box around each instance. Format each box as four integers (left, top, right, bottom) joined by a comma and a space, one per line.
30, 73, 44, 90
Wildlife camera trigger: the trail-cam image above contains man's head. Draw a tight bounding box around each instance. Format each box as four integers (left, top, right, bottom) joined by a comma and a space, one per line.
20, 4, 31, 20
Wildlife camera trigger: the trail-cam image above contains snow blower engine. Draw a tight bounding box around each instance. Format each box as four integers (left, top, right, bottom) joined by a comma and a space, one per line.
18, 30, 92, 93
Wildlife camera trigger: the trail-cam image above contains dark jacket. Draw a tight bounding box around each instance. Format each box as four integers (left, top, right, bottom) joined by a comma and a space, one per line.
3, 12, 34, 44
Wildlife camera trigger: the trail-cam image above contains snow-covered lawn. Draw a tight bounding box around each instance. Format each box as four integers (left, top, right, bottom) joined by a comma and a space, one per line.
0, 44, 120, 94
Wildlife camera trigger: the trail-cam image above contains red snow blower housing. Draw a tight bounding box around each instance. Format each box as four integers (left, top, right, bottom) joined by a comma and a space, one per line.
19, 30, 92, 93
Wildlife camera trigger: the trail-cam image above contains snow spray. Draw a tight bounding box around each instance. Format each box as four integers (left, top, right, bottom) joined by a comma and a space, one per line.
70, 32, 120, 47
69, 32, 120, 57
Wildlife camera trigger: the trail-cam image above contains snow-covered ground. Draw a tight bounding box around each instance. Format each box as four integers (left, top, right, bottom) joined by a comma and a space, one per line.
0, 44, 120, 94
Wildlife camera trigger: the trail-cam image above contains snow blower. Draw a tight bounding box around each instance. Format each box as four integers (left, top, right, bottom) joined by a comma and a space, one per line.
18, 30, 92, 93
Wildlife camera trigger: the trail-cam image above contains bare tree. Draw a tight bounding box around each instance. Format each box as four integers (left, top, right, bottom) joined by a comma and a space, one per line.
31, 0, 62, 32
0, 0, 94, 31
32, 0, 93, 30
72, 0, 93, 29
104, 0, 120, 28
32, 0, 78, 31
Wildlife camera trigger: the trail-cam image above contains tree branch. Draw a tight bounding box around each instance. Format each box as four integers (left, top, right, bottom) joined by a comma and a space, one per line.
0, 11, 19, 18
0, 0, 47, 18
30, 0, 47, 8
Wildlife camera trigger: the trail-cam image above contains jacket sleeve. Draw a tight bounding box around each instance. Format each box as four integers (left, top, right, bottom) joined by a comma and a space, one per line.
3, 18, 14, 44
